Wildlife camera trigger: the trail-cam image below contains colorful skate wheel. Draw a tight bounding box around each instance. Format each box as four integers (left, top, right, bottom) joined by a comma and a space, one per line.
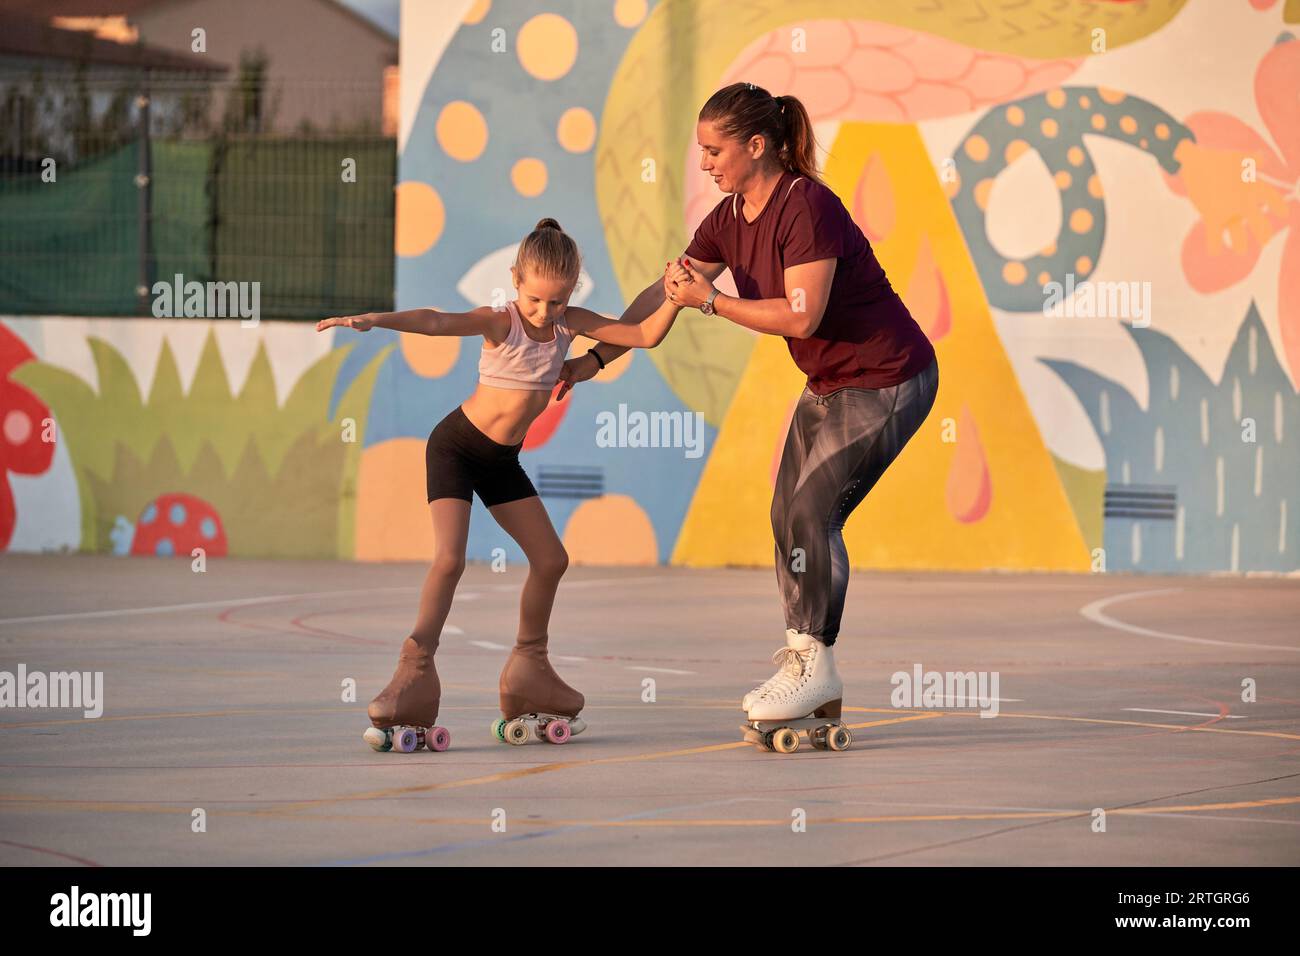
491, 718, 508, 742
504, 719, 530, 746
544, 720, 571, 744
363, 726, 391, 752
426, 726, 451, 752
772, 728, 800, 754
827, 726, 852, 752
393, 727, 419, 753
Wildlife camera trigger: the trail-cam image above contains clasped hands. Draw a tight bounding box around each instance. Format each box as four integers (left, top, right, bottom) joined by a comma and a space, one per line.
662, 257, 716, 311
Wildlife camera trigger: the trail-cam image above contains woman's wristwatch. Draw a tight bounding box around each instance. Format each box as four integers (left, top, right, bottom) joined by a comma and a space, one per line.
700, 289, 721, 315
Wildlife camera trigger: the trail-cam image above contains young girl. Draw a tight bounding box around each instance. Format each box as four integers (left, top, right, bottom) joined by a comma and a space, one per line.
317, 218, 683, 751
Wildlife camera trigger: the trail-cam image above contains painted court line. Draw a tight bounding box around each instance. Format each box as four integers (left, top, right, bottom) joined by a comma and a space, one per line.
1079, 589, 1300, 653
1125, 708, 1246, 719
0, 586, 420, 626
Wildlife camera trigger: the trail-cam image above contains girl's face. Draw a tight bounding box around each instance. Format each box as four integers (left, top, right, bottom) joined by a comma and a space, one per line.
512, 269, 575, 326
697, 119, 768, 194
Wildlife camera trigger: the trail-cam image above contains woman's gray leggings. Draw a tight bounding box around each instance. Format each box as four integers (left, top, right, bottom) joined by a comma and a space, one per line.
771, 356, 939, 646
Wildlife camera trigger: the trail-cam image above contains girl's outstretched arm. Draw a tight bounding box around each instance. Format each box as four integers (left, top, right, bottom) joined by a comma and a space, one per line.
317, 306, 506, 338
564, 296, 682, 349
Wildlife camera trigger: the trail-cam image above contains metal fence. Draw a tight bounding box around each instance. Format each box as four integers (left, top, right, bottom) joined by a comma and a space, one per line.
0, 66, 395, 320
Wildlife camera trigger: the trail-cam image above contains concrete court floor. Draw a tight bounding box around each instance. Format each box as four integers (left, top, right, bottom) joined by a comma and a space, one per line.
0, 553, 1297, 867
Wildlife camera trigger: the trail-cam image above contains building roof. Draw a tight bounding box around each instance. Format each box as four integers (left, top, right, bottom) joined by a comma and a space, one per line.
0, 10, 230, 72
0, 0, 398, 47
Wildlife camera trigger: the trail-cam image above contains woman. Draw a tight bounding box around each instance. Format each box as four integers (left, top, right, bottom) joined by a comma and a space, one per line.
557, 82, 939, 727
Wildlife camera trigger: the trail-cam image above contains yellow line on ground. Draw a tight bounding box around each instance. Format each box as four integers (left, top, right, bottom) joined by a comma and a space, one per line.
2, 794, 1296, 827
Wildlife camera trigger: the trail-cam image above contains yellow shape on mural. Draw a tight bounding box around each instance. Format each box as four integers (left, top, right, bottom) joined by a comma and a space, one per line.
355, 439, 432, 561
671, 122, 1089, 571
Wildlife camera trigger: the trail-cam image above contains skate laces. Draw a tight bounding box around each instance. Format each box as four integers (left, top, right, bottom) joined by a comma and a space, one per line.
763, 646, 814, 699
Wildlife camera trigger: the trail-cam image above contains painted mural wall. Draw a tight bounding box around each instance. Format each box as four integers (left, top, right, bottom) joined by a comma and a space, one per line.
2, 0, 1296, 574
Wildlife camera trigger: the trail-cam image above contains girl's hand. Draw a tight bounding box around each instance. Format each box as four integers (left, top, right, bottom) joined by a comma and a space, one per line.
556, 351, 601, 401
316, 313, 375, 332
665, 260, 714, 310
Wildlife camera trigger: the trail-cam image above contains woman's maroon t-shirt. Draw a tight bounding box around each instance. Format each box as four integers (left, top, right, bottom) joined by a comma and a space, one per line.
683, 169, 935, 394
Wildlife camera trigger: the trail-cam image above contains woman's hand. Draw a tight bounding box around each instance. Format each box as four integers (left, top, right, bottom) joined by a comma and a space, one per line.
555, 351, 602, 401
316, 313, 375, 332
663, 258, 715, 310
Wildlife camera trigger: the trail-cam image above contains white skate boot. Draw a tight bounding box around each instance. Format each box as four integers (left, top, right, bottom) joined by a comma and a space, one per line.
741, 632, 851, 754
741, 629, 804, 712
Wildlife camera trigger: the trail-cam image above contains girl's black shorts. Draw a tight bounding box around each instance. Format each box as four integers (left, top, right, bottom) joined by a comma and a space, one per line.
426, 405, 538, 507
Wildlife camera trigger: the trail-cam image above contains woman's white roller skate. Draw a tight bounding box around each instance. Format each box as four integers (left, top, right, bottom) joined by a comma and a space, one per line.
741, 632, 851, 755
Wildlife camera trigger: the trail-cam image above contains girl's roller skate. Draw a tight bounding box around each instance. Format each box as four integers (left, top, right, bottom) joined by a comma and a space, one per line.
363, 637, 451, 754
492, 641, 586, 745
741, 632, 851, 755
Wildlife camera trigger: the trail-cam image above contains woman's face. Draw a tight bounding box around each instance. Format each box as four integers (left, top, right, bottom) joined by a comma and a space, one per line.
697, 119, 766, 194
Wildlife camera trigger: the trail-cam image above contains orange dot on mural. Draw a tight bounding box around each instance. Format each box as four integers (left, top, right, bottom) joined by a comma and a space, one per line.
1054, 170, 1072, 190
1002, 261, 1028, 285
1078, 95, 1091, 109
1046, 89, 1066, 109
557, 107, 596, 152
512, 157, 548, 196
1087, 174, 1103, 198
437, 101, 488, 162
1037, 271, 1051, 286
1005, 105, 1025, 126
946, 407, 992, 524
395, 181, 444, 257
942, 169, 961, 199
1067, 146, 1085, 167
1069, 208, 1094, 233
1005, 139, 1029, 163
517, 13, 578, 81
614, 0, 647, 27
1090, 113, 1107, 131
1098, 86, 1126, 105
973, 178, 994, 211
963, 136, 989, 162
401, 333, 460, 378
1119, 115, 1138, 134
1040, 118, 1059, 138
1155, 123, 1170, 140
564, 494, 657, 564
463, 0, 491, 24
1041, 240, 1057, 256
1076, 255, 1093, 274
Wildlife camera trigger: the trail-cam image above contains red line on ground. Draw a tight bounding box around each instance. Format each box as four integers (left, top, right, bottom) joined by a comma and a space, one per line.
0, 839, 101, 866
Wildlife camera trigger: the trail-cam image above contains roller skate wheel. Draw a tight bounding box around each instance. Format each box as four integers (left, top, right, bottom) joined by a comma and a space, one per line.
809, 726, 828, 750
773, 728, 800, 754
567, 717, 587, 736
490, 718, 508, 742
393, 727, 419, 753
544, 720, 571, 744
426, 726, 451, 752
505, 719, 530, 746
828, 726, 852, 752
363, 726, 391, 752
